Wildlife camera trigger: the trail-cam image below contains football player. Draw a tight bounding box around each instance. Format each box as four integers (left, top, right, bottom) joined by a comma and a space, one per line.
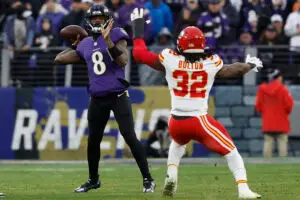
55, 4, 155, 193
131, 8, 262, 199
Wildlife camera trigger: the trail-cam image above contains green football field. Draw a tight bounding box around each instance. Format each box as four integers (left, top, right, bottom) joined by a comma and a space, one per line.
0, 162, 299, 200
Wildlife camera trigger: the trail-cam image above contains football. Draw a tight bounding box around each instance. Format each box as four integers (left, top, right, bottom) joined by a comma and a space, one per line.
60, 25, 88, 42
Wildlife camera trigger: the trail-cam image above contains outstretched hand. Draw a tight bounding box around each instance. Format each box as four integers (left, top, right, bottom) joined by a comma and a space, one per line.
130, 8, 148, 39
245, 54, 263, 72
131, 8, 144, 21
102, 18, 114, 41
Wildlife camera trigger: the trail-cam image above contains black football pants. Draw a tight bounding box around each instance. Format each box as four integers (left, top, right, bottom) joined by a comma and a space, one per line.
87, 91, 152, 181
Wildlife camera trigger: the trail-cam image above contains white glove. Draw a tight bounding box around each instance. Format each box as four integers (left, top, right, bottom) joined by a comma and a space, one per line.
131, 8, 143, 21
245, 54, 263, 72
130, 8, 151, 23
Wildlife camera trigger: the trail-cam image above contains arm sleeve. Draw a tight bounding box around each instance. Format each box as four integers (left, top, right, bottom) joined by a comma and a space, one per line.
133, 38, 159, 67
211, 54, 223, 72
111, 28, 130, 44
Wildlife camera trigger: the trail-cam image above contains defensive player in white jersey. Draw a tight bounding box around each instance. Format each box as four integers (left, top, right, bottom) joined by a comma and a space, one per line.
130, 8, 263, 199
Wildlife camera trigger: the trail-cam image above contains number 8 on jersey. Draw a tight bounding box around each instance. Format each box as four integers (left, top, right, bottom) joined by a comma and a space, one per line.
92, 51, 106, 75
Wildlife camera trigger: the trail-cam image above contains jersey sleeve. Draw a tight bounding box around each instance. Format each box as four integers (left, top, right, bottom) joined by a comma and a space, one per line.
111, 27, 130, 44
210, 54, 223, 72
158, 48, 171, 66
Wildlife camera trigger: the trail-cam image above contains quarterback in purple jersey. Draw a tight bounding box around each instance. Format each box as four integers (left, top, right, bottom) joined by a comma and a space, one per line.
55, 4, 155, 193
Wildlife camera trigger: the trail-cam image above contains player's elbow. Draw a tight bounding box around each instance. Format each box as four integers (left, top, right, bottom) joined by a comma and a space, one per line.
54, 55, 64, 64
119, 56, 129, 67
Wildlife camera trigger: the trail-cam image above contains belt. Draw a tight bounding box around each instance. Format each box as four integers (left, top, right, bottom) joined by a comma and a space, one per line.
172, 115, 193, 120
91, 90, 128, 100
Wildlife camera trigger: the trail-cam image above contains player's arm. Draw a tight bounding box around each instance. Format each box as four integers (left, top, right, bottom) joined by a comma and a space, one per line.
216, 63, 252, 78
216, 55, 263, 78
131, 8, 164, 71
133, 38, 164, 71
102, 19, 128, 67
54, 48, 83, 64
105, 38, 129, 67
54, 34, 84, 64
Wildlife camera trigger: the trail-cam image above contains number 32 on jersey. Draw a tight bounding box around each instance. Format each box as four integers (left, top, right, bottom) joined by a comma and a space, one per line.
173, 70, 208, 98
92, 51, 106, 75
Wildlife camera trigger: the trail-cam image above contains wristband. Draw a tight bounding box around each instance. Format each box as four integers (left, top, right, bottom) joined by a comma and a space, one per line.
132, 18, 144, 39
108, 46, 122, 60
247, 63, 256, 69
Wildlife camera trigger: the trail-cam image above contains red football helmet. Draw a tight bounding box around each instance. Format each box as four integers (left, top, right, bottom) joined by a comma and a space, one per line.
177, 26, 206, 53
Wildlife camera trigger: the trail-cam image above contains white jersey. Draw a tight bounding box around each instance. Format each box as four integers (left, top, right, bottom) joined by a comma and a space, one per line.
159, 48, 223, 116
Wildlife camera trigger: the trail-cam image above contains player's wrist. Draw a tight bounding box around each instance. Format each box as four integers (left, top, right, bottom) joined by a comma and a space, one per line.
247, 62, 256, 69
132, 18, 145, 39
105, 38, 114, 48
108, 46, 122, 60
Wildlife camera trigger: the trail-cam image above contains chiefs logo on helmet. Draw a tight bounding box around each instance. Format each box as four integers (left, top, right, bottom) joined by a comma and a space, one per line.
177, 26, 206, 53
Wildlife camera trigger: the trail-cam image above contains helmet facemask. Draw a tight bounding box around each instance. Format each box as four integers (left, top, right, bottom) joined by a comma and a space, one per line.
85, 4, 111, 36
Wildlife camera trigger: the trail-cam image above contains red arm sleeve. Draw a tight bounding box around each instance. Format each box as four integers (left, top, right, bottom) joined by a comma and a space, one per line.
133, 38, 164, 71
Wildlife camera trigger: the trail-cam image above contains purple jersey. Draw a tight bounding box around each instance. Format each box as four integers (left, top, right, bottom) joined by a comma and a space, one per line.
76, 27, 129, 97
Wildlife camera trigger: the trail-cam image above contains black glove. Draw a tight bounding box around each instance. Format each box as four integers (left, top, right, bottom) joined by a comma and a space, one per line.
131, 8, 145, 39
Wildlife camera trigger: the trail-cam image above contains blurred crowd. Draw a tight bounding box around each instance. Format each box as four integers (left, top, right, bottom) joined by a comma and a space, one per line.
0, 0, 300, 50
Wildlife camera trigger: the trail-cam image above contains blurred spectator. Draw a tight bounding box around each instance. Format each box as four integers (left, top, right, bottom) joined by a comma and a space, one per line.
61, 0, 85, 28
174, 0, 203, 36
107, 0, 124, 19
146, 116, 170, 158
139, 28, 174, 85
37, 0, 67, 36
5, 1, 22, 16
57, 0, 73, 10
3, 4, 35, 51
185, 0, 204, 21
197, 0, 230, 49
259, 24, 285, 45
238, 27, 255, 45
34, 17, 58, 49
258, 24, 287, 68
284, 7, 300, 52
81, 0, 93, 11
292, 0, 300, 12
145, 0, 173, 39
255, 69, 294, 157
117, 0, 152, 43
226, 27, 255, 63
271, 0, 288, 20
94, 0, 106, 4
271, 14, 288, 43
241, 0, 272, 38
164, 0, 185, 21
229, 0, 242, 12
243, 10, 260, 40
221, 0, 240, 44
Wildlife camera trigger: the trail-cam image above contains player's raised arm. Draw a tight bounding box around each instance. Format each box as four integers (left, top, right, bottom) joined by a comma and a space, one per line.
131, 8, 164, 71
102, 19, 129, 67
216, 55, 263, 78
